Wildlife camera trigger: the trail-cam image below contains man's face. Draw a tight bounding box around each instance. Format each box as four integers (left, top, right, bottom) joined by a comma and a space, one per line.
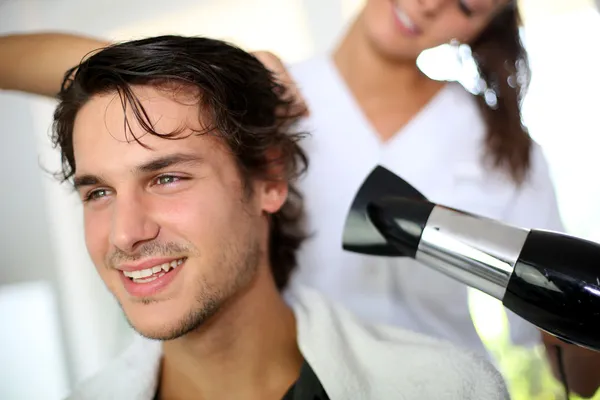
72, 85, 287, 340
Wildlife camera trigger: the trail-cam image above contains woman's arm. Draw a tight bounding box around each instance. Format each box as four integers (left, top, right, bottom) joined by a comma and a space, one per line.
0, 33, 308, 117
0, 33, 109, 97
543, 332, 600, 398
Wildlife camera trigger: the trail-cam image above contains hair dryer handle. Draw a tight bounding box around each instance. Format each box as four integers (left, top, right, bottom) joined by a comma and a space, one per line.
504, 230, 600, 351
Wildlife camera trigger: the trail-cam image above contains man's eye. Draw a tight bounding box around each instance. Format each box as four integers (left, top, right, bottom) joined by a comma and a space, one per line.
154, 175, 181, 185
85, 188, 111, 202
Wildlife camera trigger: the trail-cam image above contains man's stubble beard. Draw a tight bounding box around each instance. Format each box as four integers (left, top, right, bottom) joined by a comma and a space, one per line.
122, 227, 262, 341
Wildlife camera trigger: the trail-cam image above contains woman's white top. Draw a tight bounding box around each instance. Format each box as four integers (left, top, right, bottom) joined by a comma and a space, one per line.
286, 56, 564, 356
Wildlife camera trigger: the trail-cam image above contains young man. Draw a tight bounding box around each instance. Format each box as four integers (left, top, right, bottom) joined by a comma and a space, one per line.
52, 35, 507, 400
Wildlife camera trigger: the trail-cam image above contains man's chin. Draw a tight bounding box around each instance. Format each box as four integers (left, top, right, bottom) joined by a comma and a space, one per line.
125, 314, 194, 341
132, 324, 188, 341
120, 298, 221, 341
122, 307, 185, 340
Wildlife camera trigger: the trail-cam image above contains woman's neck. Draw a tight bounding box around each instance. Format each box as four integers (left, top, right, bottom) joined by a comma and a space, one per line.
332, 18, 446, 142
333, 18, 433, 99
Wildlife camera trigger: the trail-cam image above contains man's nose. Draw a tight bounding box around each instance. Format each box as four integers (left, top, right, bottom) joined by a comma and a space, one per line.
109, 192, 159, 254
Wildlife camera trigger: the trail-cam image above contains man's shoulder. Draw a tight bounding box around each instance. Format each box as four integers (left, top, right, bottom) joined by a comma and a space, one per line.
288, 286, 510, 399
64, 336, 162, 400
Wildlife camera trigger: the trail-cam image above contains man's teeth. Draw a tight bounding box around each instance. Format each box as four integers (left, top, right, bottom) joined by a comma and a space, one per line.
394, 5, 417, 32
123, 258, 184, 281
132, 273, 166, 284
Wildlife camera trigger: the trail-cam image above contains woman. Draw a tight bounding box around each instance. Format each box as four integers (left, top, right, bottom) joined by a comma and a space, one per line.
282, 0, 600, 397
289, 0, 542, 349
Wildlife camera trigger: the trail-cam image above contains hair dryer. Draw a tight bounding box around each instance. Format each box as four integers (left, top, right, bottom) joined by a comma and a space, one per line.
342, 166, 600, 351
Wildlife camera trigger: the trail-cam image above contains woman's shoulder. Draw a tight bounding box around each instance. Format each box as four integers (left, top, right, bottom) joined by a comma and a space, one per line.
443, 82, 484, 122
503, 141, 564, 231
287, 54, 332, 85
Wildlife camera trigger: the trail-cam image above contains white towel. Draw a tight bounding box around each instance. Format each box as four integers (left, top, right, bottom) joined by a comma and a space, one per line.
66, 285, 509, 399
290, 286, 509, 399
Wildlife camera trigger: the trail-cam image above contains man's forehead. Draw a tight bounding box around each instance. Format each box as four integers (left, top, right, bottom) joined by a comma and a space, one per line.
72, 86, 212, 174
74, 86, 204, 142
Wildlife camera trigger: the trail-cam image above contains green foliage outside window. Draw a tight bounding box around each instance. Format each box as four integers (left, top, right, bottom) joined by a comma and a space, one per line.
469, 289, 600, 400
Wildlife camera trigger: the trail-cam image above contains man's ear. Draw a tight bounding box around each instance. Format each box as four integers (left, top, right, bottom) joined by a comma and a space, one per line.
261, 179, 288, 214
260, 147, 289, 214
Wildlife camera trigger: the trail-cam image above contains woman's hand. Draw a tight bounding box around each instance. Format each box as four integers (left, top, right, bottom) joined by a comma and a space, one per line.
252, 50, 309, 118
542, 331, 600, 398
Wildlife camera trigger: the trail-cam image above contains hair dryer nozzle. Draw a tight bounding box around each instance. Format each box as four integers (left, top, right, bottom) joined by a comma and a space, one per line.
342, 166, 428, 256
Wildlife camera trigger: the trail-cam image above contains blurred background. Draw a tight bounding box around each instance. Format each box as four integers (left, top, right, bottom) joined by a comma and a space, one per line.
1, 0, 599, 399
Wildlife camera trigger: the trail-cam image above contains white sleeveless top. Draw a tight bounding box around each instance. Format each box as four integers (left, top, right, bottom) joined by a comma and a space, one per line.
286, 55, 564, 356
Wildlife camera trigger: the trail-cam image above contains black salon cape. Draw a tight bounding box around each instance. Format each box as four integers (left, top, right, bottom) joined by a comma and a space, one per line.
152, 360, 329, 400
282, 360, 330, 400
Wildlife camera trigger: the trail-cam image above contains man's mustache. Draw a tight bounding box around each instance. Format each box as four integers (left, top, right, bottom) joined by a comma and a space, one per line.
106, 241, 192, 267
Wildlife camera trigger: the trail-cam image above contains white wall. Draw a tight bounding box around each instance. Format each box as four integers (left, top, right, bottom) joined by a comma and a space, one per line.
1, 0, 599, 398
0, 282, 70, 400
520, 9, 600, 240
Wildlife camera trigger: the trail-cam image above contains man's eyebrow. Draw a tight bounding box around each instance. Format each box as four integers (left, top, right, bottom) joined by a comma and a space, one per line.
136, 153, 204, 173
73, 175, 103, 191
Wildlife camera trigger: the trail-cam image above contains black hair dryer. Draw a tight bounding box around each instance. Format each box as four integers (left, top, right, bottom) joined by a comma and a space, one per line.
342, 166, 600, 351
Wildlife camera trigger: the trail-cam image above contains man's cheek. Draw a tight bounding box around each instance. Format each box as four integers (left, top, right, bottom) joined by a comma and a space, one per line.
84, 229, 111, 278
162, 201, 225, 235
96, 266, 115, 290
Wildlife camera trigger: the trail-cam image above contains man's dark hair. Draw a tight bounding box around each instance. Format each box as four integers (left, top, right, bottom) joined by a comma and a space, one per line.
52, 35, 308, 290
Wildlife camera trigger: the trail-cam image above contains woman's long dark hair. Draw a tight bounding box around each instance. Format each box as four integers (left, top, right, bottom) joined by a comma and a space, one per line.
470, 4, 532, 184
